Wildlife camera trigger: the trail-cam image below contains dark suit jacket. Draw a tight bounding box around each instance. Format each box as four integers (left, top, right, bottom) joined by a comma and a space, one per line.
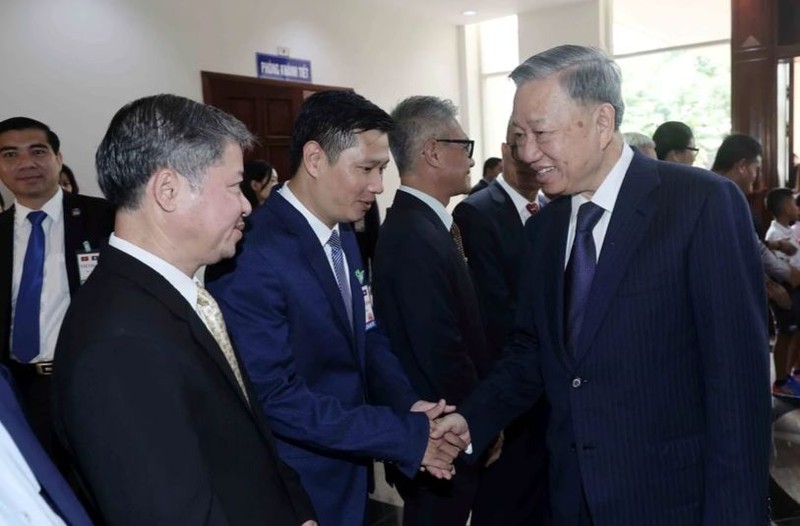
454, 181, 528, 361
207, 190, 428, 526
52, 246, 316, 526
459, 152, 771, 525
0, 191, 115, 361
373, 190, 492, 407
468, 179, 489, 195
0, 365, 92, 526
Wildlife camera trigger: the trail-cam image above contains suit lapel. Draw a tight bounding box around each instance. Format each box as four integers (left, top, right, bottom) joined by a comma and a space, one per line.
268, 192, 354, 339
542, 197, 572, 370
573, 155, 659, 365
104, 247, 254, 411
62, 192, 85, 295
341, 224, 366, 367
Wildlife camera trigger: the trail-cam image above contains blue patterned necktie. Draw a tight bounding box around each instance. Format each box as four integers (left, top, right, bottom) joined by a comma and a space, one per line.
327, 230, 353, 325
13, 211, 47, 363
564, 201, 604, 358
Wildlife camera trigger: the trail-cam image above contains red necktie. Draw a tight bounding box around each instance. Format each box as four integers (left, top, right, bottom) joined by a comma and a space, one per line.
526, 202, 540, 215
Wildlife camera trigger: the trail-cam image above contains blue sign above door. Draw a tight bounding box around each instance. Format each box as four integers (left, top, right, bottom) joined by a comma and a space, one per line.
256, 53, 312, 83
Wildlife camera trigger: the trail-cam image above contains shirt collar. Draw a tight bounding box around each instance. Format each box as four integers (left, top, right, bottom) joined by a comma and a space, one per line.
14, 187, 63, 227
398, 185, 452, 230
770, 220, 794, 236
495, 174, 531, 216
278, 183, 339, 247
570, 143, 634, 212
108, 233, 199, 311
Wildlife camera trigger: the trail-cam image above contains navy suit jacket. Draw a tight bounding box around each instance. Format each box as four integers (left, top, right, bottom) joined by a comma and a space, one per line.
459, 152, 771, 525
208, 189, 429, 526
0, 365, 92, 525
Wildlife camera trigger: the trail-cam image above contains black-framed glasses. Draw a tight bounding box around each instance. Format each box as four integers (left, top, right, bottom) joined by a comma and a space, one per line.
435, 138, 475, 159
685, 146, 700, 153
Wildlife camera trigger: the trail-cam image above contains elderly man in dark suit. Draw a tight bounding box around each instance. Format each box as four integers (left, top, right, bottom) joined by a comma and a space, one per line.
372, 95, 491, 526
52, 94, 317, 526
0, 117, 113, 469
442, 45, 771, 525
452, 124, 549, 525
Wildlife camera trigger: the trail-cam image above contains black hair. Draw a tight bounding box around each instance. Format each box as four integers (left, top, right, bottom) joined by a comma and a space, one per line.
652, 121, 693, 160
711, 134, 762, 174
766, 187, 794, 218
483, 157, 502, 177
0, 117, 61, 154
241, 159, 274, 208
60, 164, 79, 194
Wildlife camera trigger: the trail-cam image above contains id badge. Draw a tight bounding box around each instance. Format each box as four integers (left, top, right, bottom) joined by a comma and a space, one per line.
362, 285, 376, 331
76, 251, 100, 285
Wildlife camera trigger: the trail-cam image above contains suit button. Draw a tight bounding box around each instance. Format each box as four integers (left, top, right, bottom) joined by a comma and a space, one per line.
572, 377, 583, 388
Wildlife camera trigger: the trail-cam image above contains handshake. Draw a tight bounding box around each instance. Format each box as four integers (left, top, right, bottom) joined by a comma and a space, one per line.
410, 399, 472, 480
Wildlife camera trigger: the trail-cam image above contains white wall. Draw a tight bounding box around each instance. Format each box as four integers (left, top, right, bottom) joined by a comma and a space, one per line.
0, 0, 462, 213
517, 0, 611, 60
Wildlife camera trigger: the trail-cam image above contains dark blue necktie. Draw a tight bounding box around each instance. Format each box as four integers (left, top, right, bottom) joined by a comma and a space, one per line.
564, 201, 604, 358
13, 211, 47, 363
327, 230, 353, 325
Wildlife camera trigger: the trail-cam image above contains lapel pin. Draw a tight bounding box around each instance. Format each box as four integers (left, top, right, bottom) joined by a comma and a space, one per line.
355, 269, 365, 285
71, 208, 81, 217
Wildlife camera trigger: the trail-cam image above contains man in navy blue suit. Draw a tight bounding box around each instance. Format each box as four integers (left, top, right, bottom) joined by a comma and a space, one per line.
444, 45, 771, 525
0, 364, 92, 525
208, 90, 467, 526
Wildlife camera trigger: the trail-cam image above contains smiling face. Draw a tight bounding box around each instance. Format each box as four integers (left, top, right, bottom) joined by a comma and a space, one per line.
0, 128, 62, 209
510, 75, 613, 198
310, 129, 389, 227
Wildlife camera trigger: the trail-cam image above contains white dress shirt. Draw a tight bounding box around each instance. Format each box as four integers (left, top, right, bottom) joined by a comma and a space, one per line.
398, 185, 453, 230
108, 234, 199, 312
564, 145, 634, 267
765, 219, 800, 268
495, 175, 535, 225
10, 189, 70, 363
0, 419, 66, 526
279, 183, 351, 280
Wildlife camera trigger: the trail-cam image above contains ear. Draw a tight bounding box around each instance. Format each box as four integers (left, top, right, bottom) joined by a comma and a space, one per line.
150, 168, 182, 212
421, 138, 441, 168
250, 179, 261, 193
734, 158, 749, 174
500, 142, 513, 165
55, 151, 64, 171
302, 141, 326, 179
594, 103, 616, 147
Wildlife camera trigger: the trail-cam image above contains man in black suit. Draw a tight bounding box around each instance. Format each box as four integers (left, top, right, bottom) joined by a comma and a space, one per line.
372, 95, 489, 526
0, 117, 114, 467
468, 157, 502, 195
52, 94, 317, 526
452, 126, 549, 525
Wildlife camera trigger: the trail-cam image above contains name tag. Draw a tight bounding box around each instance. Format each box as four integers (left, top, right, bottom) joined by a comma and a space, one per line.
363, 285, 376, 331
76, 251, 100, 285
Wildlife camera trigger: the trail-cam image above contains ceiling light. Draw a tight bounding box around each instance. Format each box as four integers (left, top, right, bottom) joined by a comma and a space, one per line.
463, 10, 477, 16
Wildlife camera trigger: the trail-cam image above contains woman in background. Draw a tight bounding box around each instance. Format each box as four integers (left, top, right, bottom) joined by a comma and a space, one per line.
241, 159, 278, 209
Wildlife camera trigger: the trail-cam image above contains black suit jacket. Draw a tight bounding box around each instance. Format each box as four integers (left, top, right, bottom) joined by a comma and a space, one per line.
52, 246, 316, 526
372, 190, 491, 406
453, 181, 526, 361
468, 179, 489, 195
0, 191, 115, 361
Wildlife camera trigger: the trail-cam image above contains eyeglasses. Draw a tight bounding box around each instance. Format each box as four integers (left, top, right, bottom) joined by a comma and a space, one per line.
435, 138, 475, 159
685, 146, 700, 155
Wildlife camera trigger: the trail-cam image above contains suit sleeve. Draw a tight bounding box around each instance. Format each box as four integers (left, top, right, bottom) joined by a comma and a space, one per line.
210, 251, 429, 478
687, 181, 771, 523
453, 201, 516, 357
457, 223, 545, 458
58, 336, 231, 526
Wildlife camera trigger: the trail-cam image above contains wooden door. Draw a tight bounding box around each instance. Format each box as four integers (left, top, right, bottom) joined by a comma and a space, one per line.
201, 71, 349, 181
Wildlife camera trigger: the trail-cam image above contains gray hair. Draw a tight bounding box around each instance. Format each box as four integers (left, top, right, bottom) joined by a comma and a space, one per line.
96, 94, 255, 210
389, 96, 459, 174
623, 131, 655, 150
510, 45, 625, 130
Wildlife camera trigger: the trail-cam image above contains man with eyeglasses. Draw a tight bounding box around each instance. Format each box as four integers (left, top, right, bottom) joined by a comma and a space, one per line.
372, 96, 492, 526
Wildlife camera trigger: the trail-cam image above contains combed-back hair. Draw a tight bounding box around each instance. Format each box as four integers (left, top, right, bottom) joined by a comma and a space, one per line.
652, 121, 694, 160
96, 94, 254, 210
288, 90, 393, 177
509, 45, 625, 130
0, 117, 61, 154
389, 96, 459, 175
